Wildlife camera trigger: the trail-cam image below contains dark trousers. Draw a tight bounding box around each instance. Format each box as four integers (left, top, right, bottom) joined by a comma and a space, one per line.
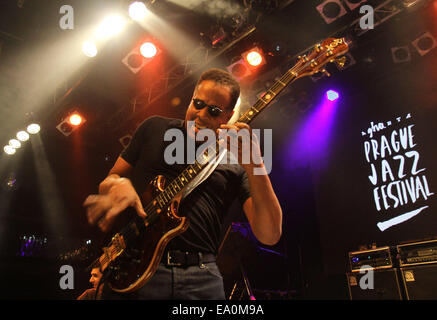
101, 262, 225, 300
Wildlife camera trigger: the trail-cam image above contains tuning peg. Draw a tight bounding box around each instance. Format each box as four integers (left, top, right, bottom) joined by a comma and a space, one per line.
321, 69, 331, 77
298, 55, 309, 62
335, 56, 347, 68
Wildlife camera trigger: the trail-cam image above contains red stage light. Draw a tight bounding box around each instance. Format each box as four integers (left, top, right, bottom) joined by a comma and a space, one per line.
122, 41, 161, 74
245, 49, 263, 67
69, 113, 83, 126
140, 42, 157, 58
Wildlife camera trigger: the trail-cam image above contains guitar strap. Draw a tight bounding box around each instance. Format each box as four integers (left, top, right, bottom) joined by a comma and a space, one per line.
180, 117, 238, 200
180, 148, 228, 200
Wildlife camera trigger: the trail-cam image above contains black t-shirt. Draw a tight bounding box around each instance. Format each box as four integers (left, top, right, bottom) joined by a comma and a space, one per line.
121, 116, 251, 254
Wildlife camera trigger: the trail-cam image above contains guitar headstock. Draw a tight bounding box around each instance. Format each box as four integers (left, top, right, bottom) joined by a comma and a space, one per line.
293, 38, 349, 79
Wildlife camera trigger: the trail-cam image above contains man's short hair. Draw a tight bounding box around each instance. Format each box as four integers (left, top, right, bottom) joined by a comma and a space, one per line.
196, 68, 240, 111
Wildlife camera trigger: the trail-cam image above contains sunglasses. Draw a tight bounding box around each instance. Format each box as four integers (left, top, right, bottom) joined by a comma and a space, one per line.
192, 98, 224, 118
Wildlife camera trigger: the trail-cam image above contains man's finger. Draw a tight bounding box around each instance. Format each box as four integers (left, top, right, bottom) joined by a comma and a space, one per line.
86, 204, 105, 225
83, 195, 98, 207
133, 200, 147, 218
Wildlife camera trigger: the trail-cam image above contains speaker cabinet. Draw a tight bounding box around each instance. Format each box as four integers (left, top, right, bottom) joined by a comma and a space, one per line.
346, 268, 403, 300
401, 264, 437, 300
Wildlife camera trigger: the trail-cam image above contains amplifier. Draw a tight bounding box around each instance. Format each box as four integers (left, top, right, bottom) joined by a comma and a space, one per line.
400, 264, 437, 299
346, 268, 403, 300
349, 246, 393, 272
397, 239, 437, 267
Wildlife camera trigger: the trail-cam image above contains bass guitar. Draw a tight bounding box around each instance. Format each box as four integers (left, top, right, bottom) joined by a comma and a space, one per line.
91, 37, 349, 293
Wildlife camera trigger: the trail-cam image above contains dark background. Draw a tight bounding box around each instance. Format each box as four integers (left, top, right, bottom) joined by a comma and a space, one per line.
0, 0, 436, 299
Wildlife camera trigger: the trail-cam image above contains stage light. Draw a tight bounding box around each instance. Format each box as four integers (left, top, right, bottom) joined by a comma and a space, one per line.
316, 0, 347, 24
412, 31, 437, 56
68, 113, 83, 126
227, 47, 265, 80
140, 42, 157, 58
119, 134, 132, 148
129, 1, 148, 21
57, 121, 74, 136
9, 139, 21, 149
56, 113, 85, 136
226, 58, 252, 80
82, 41, 98, 57
391, 46, 411, 63
326, 90, 340, 101
122, 41, 160, 74
16, 131, 29, 142
4, 145, 16, 155
246, 51, 263, 67
27, 123, 40, 134
95, 15, 126, 40
243, 47, 265, 67
343, 0, 367, 10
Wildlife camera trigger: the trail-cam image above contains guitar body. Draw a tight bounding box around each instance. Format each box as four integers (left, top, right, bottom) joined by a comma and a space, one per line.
103, 175, 189, 293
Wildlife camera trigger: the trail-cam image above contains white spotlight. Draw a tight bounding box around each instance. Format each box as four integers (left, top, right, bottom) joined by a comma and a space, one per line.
82, 41, 98, 57
9, 139, 21, 149
129, 1, 148, 21
27, 123, 40, 134
17, 131, 30, 142
4, 145, 16, 155
96, 15, 126, 39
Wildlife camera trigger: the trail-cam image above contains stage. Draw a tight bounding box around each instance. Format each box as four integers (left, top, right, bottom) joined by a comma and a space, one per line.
0, 0, 437, 302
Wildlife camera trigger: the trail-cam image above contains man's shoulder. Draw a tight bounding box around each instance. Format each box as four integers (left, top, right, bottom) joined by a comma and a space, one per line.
77, 288, 97, 300
138, 115, 184, 130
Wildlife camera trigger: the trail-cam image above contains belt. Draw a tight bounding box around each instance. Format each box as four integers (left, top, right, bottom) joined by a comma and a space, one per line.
164, 250, 216, 267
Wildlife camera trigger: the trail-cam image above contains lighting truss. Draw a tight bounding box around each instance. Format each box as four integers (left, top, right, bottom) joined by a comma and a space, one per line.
107, 26, 256, 132
348, 0, 402, 37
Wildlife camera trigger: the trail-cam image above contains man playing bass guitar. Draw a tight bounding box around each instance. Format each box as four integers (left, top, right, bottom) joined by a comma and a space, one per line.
84, 68, 283, 299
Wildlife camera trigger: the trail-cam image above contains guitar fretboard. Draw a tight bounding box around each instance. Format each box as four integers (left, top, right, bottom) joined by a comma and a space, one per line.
238, 69, 297, 124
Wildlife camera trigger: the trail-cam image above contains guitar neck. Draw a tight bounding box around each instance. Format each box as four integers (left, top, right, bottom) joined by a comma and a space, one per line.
237, 68, 298, 124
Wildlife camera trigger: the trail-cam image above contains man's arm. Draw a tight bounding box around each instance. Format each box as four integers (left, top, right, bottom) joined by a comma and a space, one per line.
242, 165, 282, 246
219, 122, 283, 246
84, 156, 146, 232
98, 156, 133, 193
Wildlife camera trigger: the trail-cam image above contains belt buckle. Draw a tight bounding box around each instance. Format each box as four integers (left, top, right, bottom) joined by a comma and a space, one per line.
166, 251, 183, 267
